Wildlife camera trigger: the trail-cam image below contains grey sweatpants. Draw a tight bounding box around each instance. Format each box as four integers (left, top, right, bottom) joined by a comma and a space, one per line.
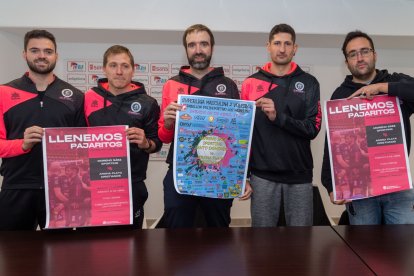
250, 174, 313, 227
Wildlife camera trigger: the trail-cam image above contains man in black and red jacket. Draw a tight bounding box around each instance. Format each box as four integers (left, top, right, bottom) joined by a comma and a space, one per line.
321, 30, 414, 225
0, 30, 85, 230
84, 45, 162, 228
241, 24, 322, 227
158, 24, 250, 228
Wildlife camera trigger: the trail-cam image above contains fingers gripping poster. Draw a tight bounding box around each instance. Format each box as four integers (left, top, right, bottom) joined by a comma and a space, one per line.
43, 126, 132, 229
174, 95, 255, 198
325, 95, 412, 201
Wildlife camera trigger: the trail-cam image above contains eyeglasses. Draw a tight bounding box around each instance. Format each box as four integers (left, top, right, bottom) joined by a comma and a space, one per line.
346, 48, 374, 59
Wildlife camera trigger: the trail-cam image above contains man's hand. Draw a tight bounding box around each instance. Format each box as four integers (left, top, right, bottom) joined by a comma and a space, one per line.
239, 180, 253, 200
329, 192, 351, 205
256, 98, 276, 121
347, 83, 388, 100
163, 102, 183, 130
126, 127, 150, 149
22, 126, 43, 151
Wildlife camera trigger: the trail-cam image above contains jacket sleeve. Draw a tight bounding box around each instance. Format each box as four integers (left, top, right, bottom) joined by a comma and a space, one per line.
0, 88, 31, 158
145, 99, 162, 153
158, 81, 175, 143
74, 91, 87, 127
241, 78, 253, 178
321, 134, 334, 194
0, 139, 30, 158
388, 74, 414, 115
229, 79, 240, 100
273, 79, 322, 140
240, 79, 251, 100
388, 79, 414, 101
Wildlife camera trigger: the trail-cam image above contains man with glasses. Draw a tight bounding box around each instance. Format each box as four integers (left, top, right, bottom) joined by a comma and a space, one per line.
321, 30, 414, 225
0, 30, 85, 230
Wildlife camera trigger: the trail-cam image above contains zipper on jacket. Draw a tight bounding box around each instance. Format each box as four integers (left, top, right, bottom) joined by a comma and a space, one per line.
38, 91, 45, 109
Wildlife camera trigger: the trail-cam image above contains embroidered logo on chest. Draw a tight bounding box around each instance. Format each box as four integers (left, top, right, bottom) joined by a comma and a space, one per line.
130, 102, 142, 113
59, 89, 75, 102
62, 89, 73, 98
293, 82, 305, 93
215, 84, 227, 95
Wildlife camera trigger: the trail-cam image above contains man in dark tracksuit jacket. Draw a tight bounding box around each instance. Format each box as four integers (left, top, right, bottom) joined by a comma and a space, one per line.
241, 24, 321, 227
158, 24, 244, 228
84, 45, 162, 228
321, 30, 414, 225
0, 30, 85, 230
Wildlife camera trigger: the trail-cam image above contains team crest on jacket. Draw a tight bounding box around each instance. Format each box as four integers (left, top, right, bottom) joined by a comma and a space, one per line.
293, 82, 305, 93
61, 89, 73, 98
131, 102, 142, 113
216, 84, 227, 95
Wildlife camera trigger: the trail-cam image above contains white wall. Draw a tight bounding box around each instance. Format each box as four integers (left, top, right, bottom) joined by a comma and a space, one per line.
1, 0, 414, 36
0, 32, 25, 82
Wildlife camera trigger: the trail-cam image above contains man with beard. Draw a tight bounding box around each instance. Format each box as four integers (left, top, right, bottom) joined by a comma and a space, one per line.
0, 30, 85, 230
241, 23, 321, 227
321, 30, 414, 225
158, 24, 250, 228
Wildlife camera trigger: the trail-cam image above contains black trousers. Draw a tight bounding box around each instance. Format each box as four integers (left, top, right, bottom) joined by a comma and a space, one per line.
160, 168, 233, 228
0, 189, 46, 230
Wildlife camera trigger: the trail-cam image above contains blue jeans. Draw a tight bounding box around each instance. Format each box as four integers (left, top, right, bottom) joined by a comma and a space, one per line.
346, 189, 414, 225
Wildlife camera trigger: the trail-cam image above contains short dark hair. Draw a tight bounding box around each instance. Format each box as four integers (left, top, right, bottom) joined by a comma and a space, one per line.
342, 30, 375, 59
103, 45, 135, 67
268, 23, 296, 43
24, 29, 57, 51
182, 24, 215, 49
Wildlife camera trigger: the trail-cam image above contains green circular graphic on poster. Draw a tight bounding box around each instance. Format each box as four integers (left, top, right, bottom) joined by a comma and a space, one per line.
196, 135, 227, 164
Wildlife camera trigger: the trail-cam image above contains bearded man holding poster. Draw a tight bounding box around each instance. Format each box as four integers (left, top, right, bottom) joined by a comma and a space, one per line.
158, 24, 252, 228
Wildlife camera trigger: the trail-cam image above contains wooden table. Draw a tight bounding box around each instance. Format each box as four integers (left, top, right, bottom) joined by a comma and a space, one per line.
334, 225, 414, 275
0, 227, 373, 276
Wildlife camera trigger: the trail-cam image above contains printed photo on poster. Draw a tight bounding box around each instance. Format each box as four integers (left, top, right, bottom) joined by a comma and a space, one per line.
43, 126, 133, 229
173, 95, 255, 199
325, 95, 412, 201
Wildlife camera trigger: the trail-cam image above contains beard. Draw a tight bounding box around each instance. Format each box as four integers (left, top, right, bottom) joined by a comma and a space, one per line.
187, 53, 211, 70
348, 61, 376, 82
27, 58, 56, 74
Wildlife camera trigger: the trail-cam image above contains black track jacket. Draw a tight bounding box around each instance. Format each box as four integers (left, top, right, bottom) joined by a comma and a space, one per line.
0, 73, 85, 189
321, 69, 414, 193
158, 66, 240, 165
84, 79, 162, 183
241, 62, 322, 184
